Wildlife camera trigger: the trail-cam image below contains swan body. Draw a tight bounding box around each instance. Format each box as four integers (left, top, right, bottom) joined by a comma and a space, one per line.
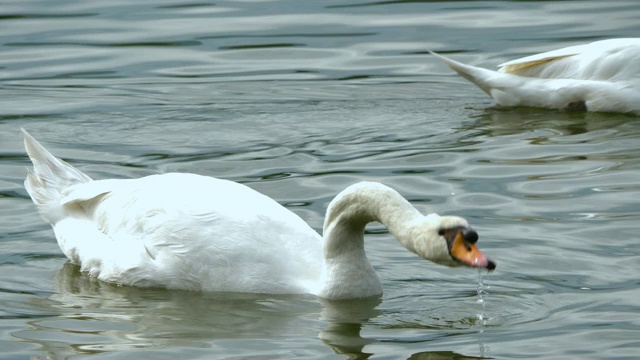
432, 38, 640, 114
22, 129, 495, 300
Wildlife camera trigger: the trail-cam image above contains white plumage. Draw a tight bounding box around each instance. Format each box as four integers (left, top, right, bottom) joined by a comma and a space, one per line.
22, 129, 494, 300
432, 38, 640, 114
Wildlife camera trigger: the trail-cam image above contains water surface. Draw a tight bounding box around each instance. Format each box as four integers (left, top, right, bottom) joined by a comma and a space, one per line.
1, 1, 640, 359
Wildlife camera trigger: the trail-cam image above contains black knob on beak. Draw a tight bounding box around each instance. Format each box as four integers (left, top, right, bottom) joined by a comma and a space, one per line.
462, 229, 478, 244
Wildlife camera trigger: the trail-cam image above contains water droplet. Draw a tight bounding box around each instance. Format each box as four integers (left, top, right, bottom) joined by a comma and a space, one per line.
476, 270, 490, 357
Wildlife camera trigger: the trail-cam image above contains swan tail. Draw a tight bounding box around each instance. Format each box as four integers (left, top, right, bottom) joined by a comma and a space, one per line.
430, 51, 500, 96
22, 128, 92, 222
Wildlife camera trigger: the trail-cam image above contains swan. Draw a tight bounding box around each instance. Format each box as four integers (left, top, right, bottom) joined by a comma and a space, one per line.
431, 38, 640, 114
21, 129, 495, 300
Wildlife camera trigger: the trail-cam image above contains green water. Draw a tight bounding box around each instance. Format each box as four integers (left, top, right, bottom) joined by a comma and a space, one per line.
1, 1, 639, 359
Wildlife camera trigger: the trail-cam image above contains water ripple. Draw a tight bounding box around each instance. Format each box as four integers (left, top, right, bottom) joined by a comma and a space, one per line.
1, 0, 640, 359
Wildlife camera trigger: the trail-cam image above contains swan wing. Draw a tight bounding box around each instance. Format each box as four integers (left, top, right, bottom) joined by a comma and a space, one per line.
23, 129, 323, 294
432, 39, 640, 113
56, 173, 323, 293
498, 38, 640, 80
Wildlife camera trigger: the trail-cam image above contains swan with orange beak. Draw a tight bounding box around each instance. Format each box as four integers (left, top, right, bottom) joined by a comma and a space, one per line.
441, 227, 496, 270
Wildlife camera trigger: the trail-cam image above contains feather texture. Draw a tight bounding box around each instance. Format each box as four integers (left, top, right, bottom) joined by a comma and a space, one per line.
22, 129, 495, 299
432, 38, 640, 114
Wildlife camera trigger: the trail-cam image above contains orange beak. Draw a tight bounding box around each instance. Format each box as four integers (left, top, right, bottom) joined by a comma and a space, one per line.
450, 231, 496, 270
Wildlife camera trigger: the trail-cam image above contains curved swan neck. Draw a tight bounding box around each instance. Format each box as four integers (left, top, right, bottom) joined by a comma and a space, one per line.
323, 182, 422, 254
318, 182, 423, 299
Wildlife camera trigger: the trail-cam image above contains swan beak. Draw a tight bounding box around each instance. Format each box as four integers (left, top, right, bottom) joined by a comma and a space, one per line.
450, 232, 496, 270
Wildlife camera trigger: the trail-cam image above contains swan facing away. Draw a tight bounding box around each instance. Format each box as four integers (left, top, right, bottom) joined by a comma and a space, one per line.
22, 129, 495, 300
432, 38, 640, 114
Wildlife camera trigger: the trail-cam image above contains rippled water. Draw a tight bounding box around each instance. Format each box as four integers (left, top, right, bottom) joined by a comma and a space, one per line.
1, 1, 640, 359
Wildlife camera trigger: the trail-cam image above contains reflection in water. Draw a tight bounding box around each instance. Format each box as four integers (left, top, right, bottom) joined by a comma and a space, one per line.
319, 297, 382, 358
16, 263, 488, 360
407, 352, 488, 360
466, 107, 638, 138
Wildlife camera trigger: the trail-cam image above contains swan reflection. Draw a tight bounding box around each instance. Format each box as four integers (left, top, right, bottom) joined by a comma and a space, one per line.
18, 263, 489, 359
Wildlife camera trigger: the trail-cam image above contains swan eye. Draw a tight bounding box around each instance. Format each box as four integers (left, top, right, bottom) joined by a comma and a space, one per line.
438, 229, 445, 236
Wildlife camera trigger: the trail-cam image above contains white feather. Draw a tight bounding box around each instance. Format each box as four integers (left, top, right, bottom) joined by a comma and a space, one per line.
22, 129, 491, 299
432, 38, 640, 114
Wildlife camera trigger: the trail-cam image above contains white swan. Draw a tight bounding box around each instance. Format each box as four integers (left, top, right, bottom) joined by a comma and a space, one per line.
432, 38, 640, 114
22, 129, 495, 300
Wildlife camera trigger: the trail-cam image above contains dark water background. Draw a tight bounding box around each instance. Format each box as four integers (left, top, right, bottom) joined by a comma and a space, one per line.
1, 1, 639, 359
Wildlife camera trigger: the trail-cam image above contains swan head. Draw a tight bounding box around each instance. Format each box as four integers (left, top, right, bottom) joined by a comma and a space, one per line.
412, 214, 496, 270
